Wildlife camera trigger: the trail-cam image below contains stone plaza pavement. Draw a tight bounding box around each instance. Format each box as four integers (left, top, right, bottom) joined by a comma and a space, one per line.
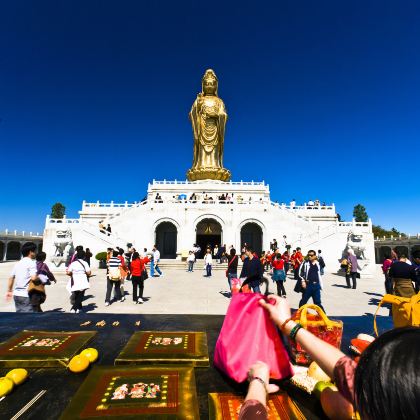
0, 261, 389, 319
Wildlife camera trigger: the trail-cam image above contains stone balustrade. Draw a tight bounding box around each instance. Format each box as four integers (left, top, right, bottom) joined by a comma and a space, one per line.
375, 233, 420, 241
80, 198, 336, 212
0, 230, 42, 237
151, 179, 266, 186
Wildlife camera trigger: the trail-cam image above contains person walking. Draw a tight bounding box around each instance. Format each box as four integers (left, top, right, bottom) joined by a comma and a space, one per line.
204, 248, 213, 277
382, 253, 393, 294
293, 247, 304, 280
105, 250, 123, 306
282, 250, 290, 276
345, 249, 359, 289
130, 252, 150, 304
317, 250, 326, 275
152, 245, 163, 277
225, 247, 238, 291
117, 248, 128, 301
187, 251, 195, 272
389, 251, 417, 298
220, 244, 227, 263
85, 248, 93, 266
66, 250, 91, 313
272, 253, 286, 297
106, 224, 112, 236
30, 252, 56, 312
240, 247, 263, 293
99, 220, 105, 234
6, 242, 40, 313
298, 250, 325, 312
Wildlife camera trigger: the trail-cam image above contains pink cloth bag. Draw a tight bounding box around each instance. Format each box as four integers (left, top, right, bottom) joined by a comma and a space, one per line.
214, 293, 294, 382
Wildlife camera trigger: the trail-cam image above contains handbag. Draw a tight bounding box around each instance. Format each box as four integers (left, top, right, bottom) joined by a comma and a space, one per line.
28, 279, 45, 295
289, 304, 343, 365
141, 268, 149, 281
374, 292, 420, 335
214, 292, 294, 382
109, 266, 121, 281
225, 255, 237, 277
231, 278, 242, 294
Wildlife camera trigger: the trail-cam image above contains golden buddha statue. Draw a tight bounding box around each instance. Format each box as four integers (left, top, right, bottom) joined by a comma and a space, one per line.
187, 69, 231, 182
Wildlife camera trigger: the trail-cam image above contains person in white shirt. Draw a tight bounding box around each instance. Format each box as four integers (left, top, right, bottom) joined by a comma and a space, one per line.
6, 242, 39, 312
204, 248, 213, 277
152, 245, 163, 277
187, 251, 196, 272
66, 250, 91, 313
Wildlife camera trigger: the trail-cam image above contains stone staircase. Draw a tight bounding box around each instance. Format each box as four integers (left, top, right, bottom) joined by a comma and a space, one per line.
153, 259, 240, 271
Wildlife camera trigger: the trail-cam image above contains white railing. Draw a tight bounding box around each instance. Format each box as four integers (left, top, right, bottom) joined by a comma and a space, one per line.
46, 216, 80, 225
0, 230, 42, 238
151, 179, 266, 186
338, 220, 371, 228
269, 202, 335, 212
83, 200, 139, 209
375, 234, 420, 241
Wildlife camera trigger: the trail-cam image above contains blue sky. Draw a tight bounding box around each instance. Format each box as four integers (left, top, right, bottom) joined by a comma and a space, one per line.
1, 1, 419, 234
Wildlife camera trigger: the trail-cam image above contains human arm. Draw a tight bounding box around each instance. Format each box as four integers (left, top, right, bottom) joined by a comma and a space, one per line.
6, 276, 15, 300
259, 295, 346, 380
45, 264, 57, 283
238, 361, 280, 420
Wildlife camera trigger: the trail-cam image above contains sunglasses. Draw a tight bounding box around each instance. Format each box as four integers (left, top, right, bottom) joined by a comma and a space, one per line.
308, 254, 316, 257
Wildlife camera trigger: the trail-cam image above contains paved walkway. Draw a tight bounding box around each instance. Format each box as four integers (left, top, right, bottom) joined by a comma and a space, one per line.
0, 261, 389, 318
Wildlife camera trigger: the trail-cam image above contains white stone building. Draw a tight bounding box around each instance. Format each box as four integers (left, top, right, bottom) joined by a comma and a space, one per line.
43, 178, 375, 276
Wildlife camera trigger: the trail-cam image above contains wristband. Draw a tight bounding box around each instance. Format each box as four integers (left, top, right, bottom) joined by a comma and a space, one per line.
289, 323, 303, 341
248, 376, 268, 393
280, 318, 293, 331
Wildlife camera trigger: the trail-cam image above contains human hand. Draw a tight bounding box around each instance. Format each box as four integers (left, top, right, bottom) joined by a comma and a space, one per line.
248, 361, 279, 394
259, 294, 292, 326
301, 280, 307, 289
5, 291, 13, 301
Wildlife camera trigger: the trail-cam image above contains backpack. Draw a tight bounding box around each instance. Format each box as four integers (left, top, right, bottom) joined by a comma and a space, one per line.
109, 266, 121, 281
374, 293, 420, 335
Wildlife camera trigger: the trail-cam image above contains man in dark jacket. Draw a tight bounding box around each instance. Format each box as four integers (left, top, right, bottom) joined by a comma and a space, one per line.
240, 247, 263, 293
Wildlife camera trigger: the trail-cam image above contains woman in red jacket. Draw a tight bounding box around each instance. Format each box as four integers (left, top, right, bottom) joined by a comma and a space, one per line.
130, 252, 150, 304
272, 254, 286, 296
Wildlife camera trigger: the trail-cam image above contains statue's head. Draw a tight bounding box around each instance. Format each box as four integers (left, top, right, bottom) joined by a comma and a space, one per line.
202, 69, 218, 95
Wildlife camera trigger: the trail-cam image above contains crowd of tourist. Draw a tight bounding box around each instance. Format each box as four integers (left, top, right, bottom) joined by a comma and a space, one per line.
381, 248, 420, 297
5, 239, 420, 418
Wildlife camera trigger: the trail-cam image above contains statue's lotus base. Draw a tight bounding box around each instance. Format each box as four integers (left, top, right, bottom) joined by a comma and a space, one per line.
187, 167, 231, 182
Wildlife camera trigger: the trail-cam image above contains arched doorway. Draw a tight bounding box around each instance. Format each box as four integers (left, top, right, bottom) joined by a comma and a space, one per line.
0, 241, 4, 261
241, 222, 263, 255
155, 222, 177, 259
6, 241, 21, 260
196, 218, 222, 258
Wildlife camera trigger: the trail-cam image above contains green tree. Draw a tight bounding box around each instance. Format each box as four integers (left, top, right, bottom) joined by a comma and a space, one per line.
51, 202, 66, 219
372, 224, 406, 238
353, 204, 368, 222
